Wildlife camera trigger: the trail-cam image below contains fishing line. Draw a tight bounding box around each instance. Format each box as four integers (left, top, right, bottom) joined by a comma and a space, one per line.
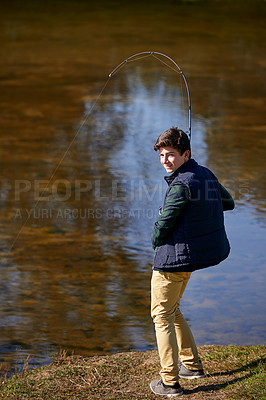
9, 51, 191, 251
9, 77, 111, 252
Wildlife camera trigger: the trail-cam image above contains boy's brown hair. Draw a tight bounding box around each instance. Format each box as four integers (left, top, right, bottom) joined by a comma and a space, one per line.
154, 127, 191, 157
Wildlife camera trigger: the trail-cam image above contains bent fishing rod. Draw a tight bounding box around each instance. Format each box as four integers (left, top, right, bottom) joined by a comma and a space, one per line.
9, 51, 191, 251
108, 51, 192, 140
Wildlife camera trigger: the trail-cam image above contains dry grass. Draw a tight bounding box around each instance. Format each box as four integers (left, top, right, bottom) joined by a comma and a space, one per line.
0, 345, 265, 399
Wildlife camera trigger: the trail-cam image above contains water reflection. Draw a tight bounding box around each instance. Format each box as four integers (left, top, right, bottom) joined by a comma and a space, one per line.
0, 0, 265, 376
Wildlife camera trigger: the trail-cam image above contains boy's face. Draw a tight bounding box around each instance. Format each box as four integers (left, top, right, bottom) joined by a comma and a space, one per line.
159, 147, 190, 173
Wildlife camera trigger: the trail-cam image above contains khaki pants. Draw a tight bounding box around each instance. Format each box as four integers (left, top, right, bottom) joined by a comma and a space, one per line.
151, 270, 203, 385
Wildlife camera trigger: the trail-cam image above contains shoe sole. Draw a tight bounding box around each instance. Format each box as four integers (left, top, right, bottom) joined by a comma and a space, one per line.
179, 374, 206, 380
150, 382, 183, 397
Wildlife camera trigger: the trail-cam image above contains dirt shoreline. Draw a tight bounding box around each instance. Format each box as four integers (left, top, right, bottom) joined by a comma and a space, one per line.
0, 345, 265, 399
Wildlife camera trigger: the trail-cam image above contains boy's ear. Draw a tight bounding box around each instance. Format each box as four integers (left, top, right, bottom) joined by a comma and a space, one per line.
184, 150, 190, 158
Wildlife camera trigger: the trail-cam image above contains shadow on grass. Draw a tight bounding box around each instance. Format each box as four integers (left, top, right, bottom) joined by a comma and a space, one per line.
207, 356, 266, 378
184, 356, 265, 395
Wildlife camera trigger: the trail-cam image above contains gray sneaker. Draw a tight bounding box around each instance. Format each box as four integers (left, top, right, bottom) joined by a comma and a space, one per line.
150, 379, 183, 397
179, 363, 206, 379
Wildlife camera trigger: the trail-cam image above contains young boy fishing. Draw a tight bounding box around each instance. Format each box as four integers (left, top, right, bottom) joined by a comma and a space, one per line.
150, 127, 234, 397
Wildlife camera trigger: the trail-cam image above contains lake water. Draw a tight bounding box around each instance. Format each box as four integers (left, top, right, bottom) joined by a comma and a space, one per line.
0, 0, 265, 376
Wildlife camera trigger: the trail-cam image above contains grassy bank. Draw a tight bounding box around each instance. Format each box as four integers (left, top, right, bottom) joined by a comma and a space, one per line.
0, 345, 265, 399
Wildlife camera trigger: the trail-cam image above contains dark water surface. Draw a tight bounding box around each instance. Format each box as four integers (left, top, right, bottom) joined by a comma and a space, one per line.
0, 0, 265, 375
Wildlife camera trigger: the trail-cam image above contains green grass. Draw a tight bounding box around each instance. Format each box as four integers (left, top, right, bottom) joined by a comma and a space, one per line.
0, 345, 265, 399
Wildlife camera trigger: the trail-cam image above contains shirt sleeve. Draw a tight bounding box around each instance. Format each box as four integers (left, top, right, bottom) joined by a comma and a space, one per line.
219, 183, 235, 211
151, 183, 189, 250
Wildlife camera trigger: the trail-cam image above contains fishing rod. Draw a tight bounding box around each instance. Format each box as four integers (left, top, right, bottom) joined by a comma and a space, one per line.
108, 51, 192, 140
9, 51, 191, 251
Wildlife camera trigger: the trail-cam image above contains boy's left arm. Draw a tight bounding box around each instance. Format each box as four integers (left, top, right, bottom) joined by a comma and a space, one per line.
219, 183, 235, 211
152, 183, 189, 250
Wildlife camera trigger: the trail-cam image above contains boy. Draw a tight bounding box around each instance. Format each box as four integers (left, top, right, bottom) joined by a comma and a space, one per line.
150, 127, 234, 397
